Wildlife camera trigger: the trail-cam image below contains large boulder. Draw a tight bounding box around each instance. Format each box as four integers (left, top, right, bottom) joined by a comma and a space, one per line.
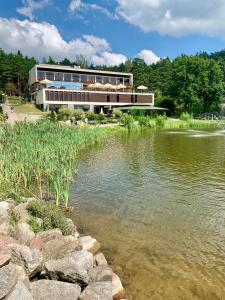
88, 265, 112, 283
7, 282, 33, 300
36, 229, 62, 243
9, 263, 30, 288
16, 223, 35, 245
112, 273, 125, 300
10, 244, 42, 277
0, 253, 11, 267
13, 203, 29, 223
0, 222, 11, 236
45, 250, 93, 286
31, 280, 81, 300
0, 265, 17, 299
79, 281, 112, 300
42, 235, 81, 261
80, 236, 101, 255
0, 234, 18, 266
94, 252, 108, 267
0, 201, 10, 225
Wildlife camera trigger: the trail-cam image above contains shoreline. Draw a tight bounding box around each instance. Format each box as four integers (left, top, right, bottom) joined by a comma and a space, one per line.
0, 198, 126, 299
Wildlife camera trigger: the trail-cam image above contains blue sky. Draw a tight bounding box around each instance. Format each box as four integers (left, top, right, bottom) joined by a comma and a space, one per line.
1, 0, 225, 66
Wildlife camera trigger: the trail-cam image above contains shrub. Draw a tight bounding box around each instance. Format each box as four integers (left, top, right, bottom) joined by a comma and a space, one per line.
120, 114, 135, 129
27, 200, 73, 235
180, 112, 193, 121
96, 114, 105, 122
155, 114, 167, 127
58, 108, 74, 121
85, 111, 96, 121
28, 216, 43, 233
107, 118, 118, 124
73, 109, 85, 121
137, 116, 149, 127
113, 109, 123, 119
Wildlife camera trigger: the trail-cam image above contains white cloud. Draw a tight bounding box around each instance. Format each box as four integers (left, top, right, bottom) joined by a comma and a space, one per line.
0, 17, 127, 66
69, 0, 116, 19
138, 50, 160, 65
116, 0, 225, 38
17, 0, 52, 20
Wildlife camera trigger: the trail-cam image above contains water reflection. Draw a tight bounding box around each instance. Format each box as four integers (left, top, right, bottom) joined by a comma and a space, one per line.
71, 129, 225, 299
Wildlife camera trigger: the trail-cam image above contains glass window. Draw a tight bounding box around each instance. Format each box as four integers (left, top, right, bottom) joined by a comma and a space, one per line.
96, 76, 102, 83
103, 77, 110, 84
72, 74, 80, 82
64, 73, 72, 82
110, 77, 117, 84
80, 75, 88, 82
87, 75, 95, 82
37, 71, 45, 81
117, 78, 124, 84
46, 72, 54, 81
55, 72, 63, 81
124, 78, 130, 85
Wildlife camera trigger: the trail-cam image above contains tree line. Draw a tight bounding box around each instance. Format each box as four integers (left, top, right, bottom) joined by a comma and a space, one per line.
1, 48, 225, 114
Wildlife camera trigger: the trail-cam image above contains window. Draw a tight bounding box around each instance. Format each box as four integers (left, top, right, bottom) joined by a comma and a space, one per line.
124, 78, 130, 85
135, 95, 137, 103
55, 72, 63, 81
64, 73, 72, 82
37, 71, 45, 80
96, 76, 103, 83
72, 74, 80, 82
117, 77, 124, 84
117, 94, 119, 102
131, 95, 134, 103
87, 75, 95, 82
46, 72, 54, 81
80, 75, 88, 82
107, 95, 110, 102
110, 77, 117, 85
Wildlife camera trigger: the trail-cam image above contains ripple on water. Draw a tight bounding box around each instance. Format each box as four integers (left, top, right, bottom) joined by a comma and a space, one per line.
71, 130, 225, 299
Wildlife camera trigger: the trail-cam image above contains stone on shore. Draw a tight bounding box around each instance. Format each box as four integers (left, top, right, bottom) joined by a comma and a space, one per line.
10, 244, 42, 277
0, 234, 18, 264
45, 250, 93, 286
0, 201, 10, 223
0, 222, 11, 236
79, 281, 112, 300
36, 229, 62, 243
80, 236, 101, 255
0, 265, 17, 299
31, 280, 81, 300
94, 252, 108, 266
0, 253, 11, 267
30, 238, 44, 251
65, 218, 79, 238
42, 235, 81, 261
16, 223, 35, 245
112, 273, 125, 300
88, 265, 113, 283
7, 282, 33, 300
9, 263, 30, 288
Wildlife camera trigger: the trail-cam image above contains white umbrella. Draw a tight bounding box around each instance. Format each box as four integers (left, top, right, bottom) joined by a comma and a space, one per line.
117, 84, 126, 89
137, 85, 148, 90
102, 83, 114, 89
40, 79, 52, 84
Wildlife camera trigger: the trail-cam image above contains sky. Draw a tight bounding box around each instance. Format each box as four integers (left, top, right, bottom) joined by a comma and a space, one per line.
1, 0, 225, 66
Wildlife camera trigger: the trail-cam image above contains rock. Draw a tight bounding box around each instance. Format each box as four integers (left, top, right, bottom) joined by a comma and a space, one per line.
30, 238, 44, 250
16, 223, 35, 245
0, 253, 11, 267
80, 236, 101, 255
13, 203, 29, 223
31, 280, 81, 300
0, 265, 17, 299
0, 222, 11, 236
79, 281, 112, 300
45, 250, 93, 286
7, 282, 33, 300
112, 273, 125, 300
9, 263, 29, 287
42, 235, 81, 261
0, 234, 18, 258
89, 265, 113, 283
94, 252, 108, 266
10, 244, 42, 277
36, 229, 62, 243
0, 201, 10, 224
65, 218, 79, 238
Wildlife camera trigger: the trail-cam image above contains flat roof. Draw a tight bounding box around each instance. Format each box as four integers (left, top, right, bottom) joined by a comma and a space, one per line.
36, 64, 132, 77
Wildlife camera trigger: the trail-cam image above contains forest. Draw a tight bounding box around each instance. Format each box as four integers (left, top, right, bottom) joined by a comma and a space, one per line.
1, 48, 225, 114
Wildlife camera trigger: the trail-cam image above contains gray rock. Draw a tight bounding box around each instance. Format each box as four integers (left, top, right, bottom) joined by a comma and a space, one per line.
45, 250, 93, 286
42, 235, 81, 261
7, 282, 33, 300
16, 223, 35, 245
112, 273, 125, 300
79, 281, 112, 300
0, 222, 11, 236
13, 203, 29, 223
31, 280, 81, 300
36, 229, 62, 243
89, 265, 113, 283
0, 201, 10, 224
0, 265, 17, 299
10, 244, 42, 277
80, 236, 101, 255
65, 218, 79, 238
94, 252, 108, 266
8, 263, 30, 288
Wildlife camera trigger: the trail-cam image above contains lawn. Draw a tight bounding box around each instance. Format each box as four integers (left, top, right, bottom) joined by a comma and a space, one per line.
14, 104, 47, 115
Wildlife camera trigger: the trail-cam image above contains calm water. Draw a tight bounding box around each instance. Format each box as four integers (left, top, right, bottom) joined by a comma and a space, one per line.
71, 129, 225, 300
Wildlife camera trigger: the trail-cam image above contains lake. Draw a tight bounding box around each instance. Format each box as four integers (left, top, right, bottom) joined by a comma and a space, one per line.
71, 129, 225, 299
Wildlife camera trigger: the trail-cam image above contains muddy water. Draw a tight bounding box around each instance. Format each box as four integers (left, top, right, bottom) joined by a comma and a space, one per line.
71, 129, 225, 299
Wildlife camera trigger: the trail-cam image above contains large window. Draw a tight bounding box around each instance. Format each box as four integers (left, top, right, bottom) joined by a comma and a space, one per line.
80, 75, 88, 82
124, 78, 130, 85
37, 71, 45, 80
46, 72, 54, 81
96, 76, 103, 83
55, 73, 63, 81
87, 75, 95, 82
64, 73, 72, 82
72, 74, 80, 82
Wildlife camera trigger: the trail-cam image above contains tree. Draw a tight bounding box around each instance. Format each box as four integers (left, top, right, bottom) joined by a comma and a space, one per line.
5, 82, 16, 95
131, 58, 150, 89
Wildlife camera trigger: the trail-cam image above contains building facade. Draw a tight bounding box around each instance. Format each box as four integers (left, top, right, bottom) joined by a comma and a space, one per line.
29, 64, 154, 112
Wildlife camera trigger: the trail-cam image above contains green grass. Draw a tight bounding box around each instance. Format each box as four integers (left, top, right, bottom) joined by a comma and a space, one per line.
14, 104, 46, 115
0, 121, 107, 206
8, 96, 24, 106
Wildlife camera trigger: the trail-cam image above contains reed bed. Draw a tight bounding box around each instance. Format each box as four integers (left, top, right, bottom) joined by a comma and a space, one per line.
0, 121, 107, 207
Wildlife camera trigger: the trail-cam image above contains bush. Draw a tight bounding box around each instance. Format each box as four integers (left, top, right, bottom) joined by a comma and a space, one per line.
180, 112, 193, 121
120, 114, 135, 129
73, 109, 85, 121
155, 114, 167, 127
107, 118, 118, 124
8, 207, 21, 225
28, 216, 43, 233
96, 114, 105, 122
58, 108, 74, 121
85, 111, 96, 121
113, 109, 123, 119
137, 116, 149, 127
27, 200, 73, 235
